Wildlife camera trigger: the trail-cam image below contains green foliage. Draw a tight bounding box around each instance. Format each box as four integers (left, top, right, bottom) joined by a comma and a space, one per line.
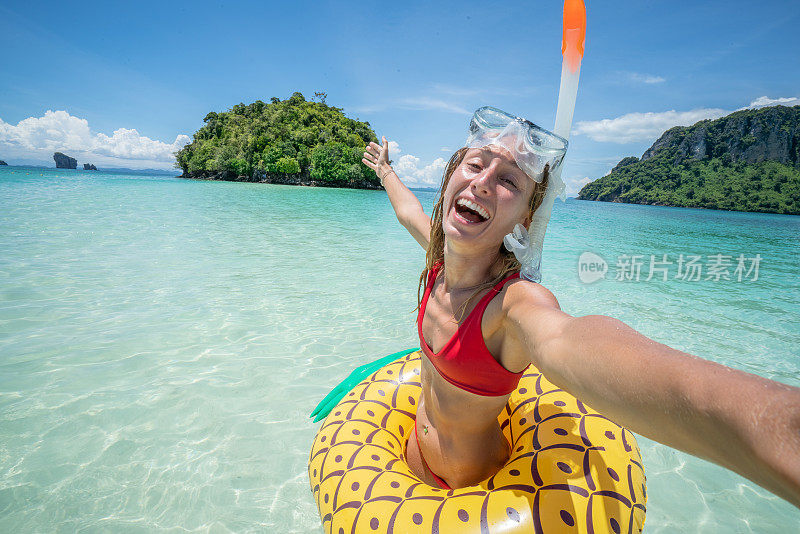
274, 157, 300, 174
578, 155, 800, 214
310, 143, 373, 185
611, 156, 639, 172
310, 143, 346, 183
175, 92, 380, 188
229, 158, 250, 177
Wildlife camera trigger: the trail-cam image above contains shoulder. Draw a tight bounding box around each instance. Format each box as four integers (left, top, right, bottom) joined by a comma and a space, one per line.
493, 278, 565, 373
502, 278, 561, 312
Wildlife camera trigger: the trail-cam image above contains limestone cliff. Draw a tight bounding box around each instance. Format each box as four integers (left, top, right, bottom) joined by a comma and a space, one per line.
640, 105, 799, 167
578, 105, 800, 214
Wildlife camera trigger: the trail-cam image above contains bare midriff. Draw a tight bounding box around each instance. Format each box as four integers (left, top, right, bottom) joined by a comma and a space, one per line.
406, 277, 524, 488
406, 356, 513, 488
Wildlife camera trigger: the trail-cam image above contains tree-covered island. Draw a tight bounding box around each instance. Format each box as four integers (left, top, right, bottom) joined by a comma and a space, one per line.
578, 105, 800, 214
175, 92, 382, 189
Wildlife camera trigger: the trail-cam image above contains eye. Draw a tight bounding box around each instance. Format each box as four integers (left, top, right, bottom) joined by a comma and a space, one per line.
501, 176, 518, 189
467, 162, 482, 172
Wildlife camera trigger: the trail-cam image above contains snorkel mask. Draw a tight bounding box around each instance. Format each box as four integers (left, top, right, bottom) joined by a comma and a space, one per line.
466, 106, 568, 182
464, 106, 568, 283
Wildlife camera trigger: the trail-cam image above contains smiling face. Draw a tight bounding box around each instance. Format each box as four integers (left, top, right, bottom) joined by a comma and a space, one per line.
441, 146, 533, 253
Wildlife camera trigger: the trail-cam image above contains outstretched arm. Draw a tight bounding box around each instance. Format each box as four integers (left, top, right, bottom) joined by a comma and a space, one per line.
503, 282, 800, 508
363, 137, 431, 250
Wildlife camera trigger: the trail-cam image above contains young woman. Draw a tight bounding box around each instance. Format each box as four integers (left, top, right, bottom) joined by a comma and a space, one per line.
361, 108, 800, 508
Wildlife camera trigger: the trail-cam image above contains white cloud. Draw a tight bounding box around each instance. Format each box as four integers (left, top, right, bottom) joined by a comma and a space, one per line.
0, 110, 190, 168
743, 96, 800, 109
429, 84, 482, 97
628, 72, 666, 84
573, 95, 800, 145
382, 140, 445, 187
398, 97, 470, 115
430, 83, 539, 99
395, 154, 447, 187
572, 108, 727, 143
94, 128, 190, 160
351, 82, 538, 117
352, 96, 471, 116
395, 154, 420, 174
0, 110, 93, 152
565, 176, 593, 197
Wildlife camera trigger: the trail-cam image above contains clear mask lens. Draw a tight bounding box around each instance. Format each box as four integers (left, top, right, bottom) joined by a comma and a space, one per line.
466, 106, 568, 183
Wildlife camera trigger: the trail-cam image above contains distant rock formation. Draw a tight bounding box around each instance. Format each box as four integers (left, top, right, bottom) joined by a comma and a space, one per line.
54, 152, 77, 169
83, 163, 98, 170
577, 105, 800, 214
639, 105, 800, 166
0, 160, 7, 165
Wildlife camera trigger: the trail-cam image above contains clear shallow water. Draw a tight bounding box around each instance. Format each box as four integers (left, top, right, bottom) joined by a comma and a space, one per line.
1, 166, 798, 532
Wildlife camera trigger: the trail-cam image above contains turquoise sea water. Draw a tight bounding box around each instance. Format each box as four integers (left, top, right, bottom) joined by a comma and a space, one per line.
1, 166, 798, 532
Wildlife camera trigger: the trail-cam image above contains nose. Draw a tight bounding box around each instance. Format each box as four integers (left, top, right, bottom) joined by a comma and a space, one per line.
471, 161, 500, 196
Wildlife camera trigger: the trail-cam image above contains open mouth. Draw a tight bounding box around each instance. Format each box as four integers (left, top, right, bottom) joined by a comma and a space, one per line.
454, 198, 490, 224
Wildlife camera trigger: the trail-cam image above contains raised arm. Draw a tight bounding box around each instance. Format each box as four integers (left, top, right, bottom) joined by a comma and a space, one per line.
503, 281, 800, 509
363, 137, 431, 250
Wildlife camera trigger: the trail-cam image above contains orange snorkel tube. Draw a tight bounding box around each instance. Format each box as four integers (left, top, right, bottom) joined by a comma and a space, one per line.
512, 0, 586, 282
555, 0, 587, 139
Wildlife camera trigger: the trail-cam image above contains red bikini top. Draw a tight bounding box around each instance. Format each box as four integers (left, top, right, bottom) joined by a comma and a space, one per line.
417, 262, 525, 396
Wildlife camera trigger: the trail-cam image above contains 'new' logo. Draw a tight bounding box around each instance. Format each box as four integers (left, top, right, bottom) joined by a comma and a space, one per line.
578, 252, 607, 283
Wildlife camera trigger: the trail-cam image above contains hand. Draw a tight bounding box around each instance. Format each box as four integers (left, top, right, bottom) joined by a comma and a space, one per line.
362, 136, 392, 184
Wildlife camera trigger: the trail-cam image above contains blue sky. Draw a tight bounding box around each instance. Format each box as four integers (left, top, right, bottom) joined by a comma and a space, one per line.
1, 0, 798, 192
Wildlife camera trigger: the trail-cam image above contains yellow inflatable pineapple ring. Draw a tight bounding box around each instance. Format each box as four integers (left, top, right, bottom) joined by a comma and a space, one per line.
308, 350, 646, 533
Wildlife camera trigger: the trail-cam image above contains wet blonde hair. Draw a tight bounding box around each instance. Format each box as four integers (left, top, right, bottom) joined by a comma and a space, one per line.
416, 147, 550, 322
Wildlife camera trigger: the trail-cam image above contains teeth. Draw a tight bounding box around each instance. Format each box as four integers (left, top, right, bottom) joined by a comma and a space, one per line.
456, 198, 490, 220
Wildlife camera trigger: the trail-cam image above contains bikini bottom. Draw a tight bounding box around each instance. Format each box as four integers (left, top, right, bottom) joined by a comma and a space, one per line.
413, 418, 452, 490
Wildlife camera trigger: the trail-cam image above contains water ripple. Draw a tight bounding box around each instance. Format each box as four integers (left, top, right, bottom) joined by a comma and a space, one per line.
1, 169, 798, 532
